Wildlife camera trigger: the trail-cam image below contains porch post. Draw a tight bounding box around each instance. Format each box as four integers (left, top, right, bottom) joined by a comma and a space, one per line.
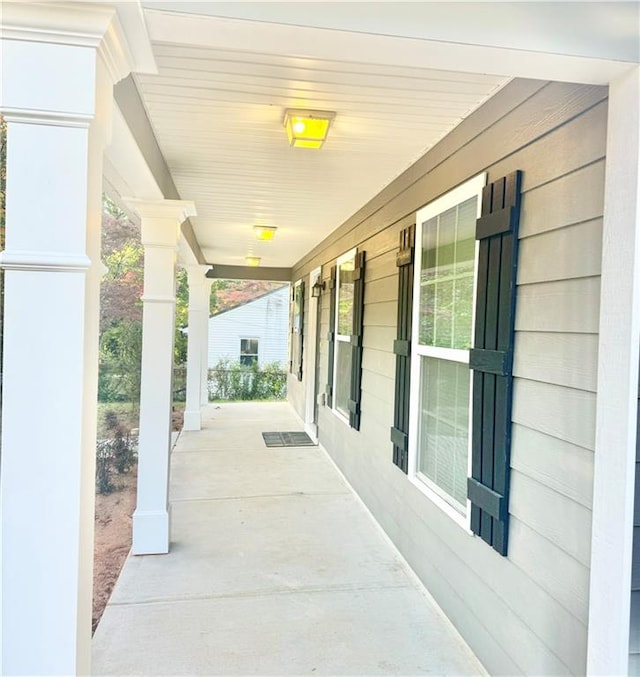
184, 265, 211, 430
0, 6, 133, 674
587, 65, 640, 675
202, 277, 213, 405
126, 199, 196, 555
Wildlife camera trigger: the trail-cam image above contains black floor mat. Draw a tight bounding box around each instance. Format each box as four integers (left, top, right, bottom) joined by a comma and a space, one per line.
262, 431, 316, 447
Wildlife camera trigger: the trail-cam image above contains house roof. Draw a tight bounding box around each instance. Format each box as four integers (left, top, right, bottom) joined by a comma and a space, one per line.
209, 284, 289, 319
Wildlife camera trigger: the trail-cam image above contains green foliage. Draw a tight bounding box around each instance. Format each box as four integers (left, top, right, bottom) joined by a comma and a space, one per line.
98, 319, 142, 403
208, 359, 287, 401
174, 267, 189, 365
104, 242, 143, 280
95, 410, 137, 494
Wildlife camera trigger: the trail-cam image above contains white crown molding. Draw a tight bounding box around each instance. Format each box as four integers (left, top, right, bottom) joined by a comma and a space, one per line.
123, 197, 197, 224
144, 7, 635, 86
1, 2, 156, 83
0, 250, 91, 273
1, 108, 92, 128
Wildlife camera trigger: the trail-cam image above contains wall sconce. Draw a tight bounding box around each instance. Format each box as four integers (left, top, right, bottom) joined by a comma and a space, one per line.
283, 109, 336, 149
254, 225, 277, 241
311, 280, 326, 298
245, 256, 261, 267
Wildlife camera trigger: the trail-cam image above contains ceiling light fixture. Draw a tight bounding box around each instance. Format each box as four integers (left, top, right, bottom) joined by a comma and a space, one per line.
254, 225, 277, 241
283, 109, 336, 149
245, 256, 261, 267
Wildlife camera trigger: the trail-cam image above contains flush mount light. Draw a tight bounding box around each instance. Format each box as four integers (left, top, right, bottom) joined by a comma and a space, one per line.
254, 225, 277, 241
245, 256, 261, 267
283, 109, 336, 149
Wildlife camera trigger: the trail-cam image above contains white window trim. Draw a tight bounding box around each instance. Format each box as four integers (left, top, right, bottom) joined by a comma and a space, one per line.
332, 247, 357, 426
407, 173, 486, 531
240, 337, 259, 366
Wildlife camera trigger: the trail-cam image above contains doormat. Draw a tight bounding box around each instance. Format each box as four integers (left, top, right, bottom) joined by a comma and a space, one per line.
262, 431, 316, 448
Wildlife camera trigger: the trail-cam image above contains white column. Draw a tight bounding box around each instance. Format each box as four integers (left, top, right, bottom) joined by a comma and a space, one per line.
201, 277, 213, 405
0, 6, 133, 675
587, 65, 640, 676
126, 199, 196, 555
184, 265, 211, 430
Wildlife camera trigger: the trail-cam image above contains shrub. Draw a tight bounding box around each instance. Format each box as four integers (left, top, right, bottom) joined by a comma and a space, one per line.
208, 359, 287, 401
95, 411, 138, 494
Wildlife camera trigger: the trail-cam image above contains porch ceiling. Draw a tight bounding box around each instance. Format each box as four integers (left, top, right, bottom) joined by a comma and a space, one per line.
133, 6, 509, 268
130, 2, 637, 270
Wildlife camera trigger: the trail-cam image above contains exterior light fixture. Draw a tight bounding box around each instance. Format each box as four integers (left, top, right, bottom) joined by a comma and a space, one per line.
254, 225, 277, 241
245, 256, 261, 267
311, 280, 326, 298
283, 109, 336, 149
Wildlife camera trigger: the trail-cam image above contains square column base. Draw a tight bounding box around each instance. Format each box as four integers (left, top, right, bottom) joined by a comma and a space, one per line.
132, 508, 171, 555
183, 409, 202, 431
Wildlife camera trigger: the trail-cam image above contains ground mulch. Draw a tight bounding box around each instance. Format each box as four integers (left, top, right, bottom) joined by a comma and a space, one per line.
92, 406, 184, 633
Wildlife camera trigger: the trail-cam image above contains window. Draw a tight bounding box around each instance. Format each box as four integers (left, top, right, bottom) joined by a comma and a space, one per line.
240, 338, 259, 366
333, 248, 356, 422
409, 174, 485, 524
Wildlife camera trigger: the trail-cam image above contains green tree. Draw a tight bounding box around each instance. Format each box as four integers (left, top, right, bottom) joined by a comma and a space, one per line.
174, 267, 189, 364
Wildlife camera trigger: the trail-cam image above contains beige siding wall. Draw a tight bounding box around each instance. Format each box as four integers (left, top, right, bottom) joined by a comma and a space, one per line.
290, 79, 607, 675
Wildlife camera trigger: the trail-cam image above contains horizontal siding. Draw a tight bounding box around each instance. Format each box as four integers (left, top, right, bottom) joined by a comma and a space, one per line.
509, 517, 590, 623
208, 287, 289, 368
515, 277, 601, 334
511, 424, 593, 509
520, 160, 605, 238
512, 379, 596, 451
510, 471, 592, 567
289, 79, 607, 676
518, 219, 602, 285
364, 300, 397, 328
513, 332, 598, 392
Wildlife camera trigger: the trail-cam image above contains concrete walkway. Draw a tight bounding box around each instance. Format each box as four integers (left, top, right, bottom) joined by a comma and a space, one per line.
92, 402, 485, 676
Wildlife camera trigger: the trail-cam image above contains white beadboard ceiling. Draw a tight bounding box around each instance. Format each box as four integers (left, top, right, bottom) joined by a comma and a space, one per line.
136, 7, 509, 268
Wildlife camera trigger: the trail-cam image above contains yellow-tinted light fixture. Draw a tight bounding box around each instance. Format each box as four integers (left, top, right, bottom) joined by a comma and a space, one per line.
245, 256, 261, 267
284, 109, 336, 149
254, 225, 277, 241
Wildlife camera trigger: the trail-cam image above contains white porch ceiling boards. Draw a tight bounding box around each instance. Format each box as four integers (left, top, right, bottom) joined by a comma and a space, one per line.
135, 7, 508, 268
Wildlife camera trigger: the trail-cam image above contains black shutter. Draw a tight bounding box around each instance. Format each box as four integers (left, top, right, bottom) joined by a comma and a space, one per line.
468, 171, 522, 557
296, 281, 305, 381
348, 251, 366, 430
326, 266, 337, 408
391, 225, 415, 472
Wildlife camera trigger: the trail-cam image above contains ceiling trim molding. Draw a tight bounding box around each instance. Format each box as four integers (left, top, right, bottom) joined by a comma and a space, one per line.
144, 8, 636, 86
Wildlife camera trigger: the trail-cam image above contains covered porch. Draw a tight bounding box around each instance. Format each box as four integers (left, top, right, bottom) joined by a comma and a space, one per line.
92, 401, 483, 675
2, 2, 640, 675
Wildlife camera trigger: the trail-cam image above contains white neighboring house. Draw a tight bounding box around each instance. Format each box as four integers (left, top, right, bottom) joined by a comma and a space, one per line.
207, 285, 290, 369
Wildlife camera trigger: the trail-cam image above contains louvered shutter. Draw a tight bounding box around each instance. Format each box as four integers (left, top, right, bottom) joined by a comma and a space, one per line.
468, 171, 522, 556
391, 225, 415, 472
326, 266, 337, 408
348, 251, 366, 430
296, 280, 305, 381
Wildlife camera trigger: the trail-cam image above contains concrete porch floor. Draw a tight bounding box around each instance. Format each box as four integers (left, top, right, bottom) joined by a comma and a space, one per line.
92, 402, 485, 676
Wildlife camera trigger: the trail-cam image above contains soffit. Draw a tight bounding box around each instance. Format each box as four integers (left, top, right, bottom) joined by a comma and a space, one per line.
136, 3, 640, 267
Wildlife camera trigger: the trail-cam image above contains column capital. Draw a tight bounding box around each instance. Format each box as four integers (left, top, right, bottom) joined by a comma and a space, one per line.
1, 1, 156, 85
124, 198, 197, 248
124, 198, 197, 223
186, 264, 213, 286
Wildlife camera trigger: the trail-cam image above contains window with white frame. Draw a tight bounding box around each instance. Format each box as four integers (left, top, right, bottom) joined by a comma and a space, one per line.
409, 174, 485, 521
333, 248, 356, 421
240, 338, 259, 366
